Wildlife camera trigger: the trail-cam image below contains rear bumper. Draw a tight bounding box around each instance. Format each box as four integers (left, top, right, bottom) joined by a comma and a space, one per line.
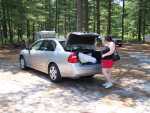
60, 63, 101, 78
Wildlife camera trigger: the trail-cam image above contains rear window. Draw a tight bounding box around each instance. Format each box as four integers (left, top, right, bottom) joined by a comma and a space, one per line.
68, 35, 96, 45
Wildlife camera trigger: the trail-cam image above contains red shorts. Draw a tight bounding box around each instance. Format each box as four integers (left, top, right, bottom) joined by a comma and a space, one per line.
101, 59, 114, 68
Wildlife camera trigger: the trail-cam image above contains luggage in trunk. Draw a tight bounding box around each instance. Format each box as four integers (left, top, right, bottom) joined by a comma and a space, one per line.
77, 50, 101, 64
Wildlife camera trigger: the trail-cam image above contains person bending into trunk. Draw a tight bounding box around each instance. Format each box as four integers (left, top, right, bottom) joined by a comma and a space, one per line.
101, 36, 115, 88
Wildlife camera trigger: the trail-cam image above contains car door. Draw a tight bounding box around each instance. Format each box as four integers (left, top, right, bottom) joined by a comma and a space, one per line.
29, 40, 43, 69
38, 40, 57, 73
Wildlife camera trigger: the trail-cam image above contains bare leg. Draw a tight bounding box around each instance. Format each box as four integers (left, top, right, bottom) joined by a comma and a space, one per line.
102, 68, 112, 83
107, 68, 113, 83
102, 68, 114, 88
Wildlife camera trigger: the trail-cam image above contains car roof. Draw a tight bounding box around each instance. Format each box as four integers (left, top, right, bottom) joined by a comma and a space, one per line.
70, 32, 99, 37
38, 38, 66, 42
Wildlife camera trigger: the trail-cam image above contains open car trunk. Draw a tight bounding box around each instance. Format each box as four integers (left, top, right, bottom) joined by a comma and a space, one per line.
77, 50, 101, 64
64, 32, 101, 64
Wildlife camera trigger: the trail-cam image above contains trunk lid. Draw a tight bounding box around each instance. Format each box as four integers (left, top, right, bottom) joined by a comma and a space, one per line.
64, 32, 100, 65
65, 32, 99, 51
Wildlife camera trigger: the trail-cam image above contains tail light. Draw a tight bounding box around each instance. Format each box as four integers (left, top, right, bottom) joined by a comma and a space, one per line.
68, 52, 79, 63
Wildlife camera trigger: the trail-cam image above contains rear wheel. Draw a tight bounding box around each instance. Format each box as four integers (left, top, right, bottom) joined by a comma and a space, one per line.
48, 63, 62, 82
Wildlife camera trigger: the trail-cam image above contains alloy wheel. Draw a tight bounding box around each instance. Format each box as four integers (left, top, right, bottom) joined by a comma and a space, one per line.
49, 66, 57, 80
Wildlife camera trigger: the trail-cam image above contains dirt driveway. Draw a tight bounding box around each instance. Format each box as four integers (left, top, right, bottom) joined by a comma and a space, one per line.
0, 44, 150, 113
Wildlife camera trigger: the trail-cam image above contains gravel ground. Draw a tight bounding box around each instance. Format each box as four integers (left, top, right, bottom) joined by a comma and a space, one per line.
0, 44, 150, 113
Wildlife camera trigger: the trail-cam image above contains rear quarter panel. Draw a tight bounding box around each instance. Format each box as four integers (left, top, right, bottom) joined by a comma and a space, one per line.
50, 50, 74, 77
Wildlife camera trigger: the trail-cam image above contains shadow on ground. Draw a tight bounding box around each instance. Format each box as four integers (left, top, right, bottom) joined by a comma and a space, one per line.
0, 44, 150, 112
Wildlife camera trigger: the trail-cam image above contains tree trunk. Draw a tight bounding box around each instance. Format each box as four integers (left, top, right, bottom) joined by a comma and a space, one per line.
138, 0, 143, 41
1, 0, 8, 44
142, 16, 146, 42
55, 0, 58, 33
76, 0, 83, 31
107, 0, 112, 35
83, 0, 89, 32
7, 7, 13, 44
93, 2, 96, 32
17, 27, 20, 42
48, 0, 52, 30
68, 16, 71, 32
0, 6, 2, 45
64, 16, 67, 37
64, 0, 67, 37
57, 14, 60, 34
40, 23, 43, 30
0, 24, 4, 45
32, 22, 35, 42
142, 0, 146, 42
27, 19, 30, 40
121, 0, 125, 41
17, 24, 23, 42
96, 0, 100, 34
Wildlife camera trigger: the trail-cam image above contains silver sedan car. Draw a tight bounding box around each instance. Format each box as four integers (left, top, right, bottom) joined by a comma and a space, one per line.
19, 32, 101, 82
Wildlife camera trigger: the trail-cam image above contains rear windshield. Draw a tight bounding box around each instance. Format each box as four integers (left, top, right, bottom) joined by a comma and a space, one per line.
68, 35, 96, 45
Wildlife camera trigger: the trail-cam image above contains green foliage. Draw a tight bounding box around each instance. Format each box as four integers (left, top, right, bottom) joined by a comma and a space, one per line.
0, 0, 150, 46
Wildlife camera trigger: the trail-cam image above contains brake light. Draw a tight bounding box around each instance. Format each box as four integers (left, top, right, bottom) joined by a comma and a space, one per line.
68, 52, 78, 63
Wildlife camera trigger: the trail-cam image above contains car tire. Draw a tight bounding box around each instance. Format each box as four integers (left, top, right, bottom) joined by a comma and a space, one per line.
48, 63, 62, 83
20, 56, 27, 70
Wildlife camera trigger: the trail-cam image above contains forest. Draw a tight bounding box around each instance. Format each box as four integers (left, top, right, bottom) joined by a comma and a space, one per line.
0, 0, 150, 45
